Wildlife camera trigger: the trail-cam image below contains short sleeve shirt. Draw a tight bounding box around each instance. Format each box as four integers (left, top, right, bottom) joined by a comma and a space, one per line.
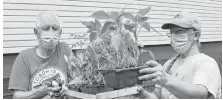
8, 42, 72, 92
161, 53, 221, 99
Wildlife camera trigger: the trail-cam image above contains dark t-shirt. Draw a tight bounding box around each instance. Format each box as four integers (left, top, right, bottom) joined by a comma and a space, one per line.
8, 42, 72, 92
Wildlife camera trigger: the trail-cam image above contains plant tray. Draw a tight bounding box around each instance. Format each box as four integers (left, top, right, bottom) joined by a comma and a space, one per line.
99, 66, 147, 89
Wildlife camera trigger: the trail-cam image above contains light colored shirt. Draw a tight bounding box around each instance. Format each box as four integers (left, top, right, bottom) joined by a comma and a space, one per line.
161, 53, 221, 99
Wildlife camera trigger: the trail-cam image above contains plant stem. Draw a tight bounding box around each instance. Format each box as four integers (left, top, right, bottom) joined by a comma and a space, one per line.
137, 26, 142, 39
119, 17, 122, 35
135, 22, 139, 41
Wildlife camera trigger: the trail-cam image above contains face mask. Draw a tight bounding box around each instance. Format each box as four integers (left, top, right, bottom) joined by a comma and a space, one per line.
170, 32, 194, 54
40, 36, 59, 49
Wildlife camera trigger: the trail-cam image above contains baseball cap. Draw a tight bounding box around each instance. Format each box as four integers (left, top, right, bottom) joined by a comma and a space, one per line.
162, 12, 201, 32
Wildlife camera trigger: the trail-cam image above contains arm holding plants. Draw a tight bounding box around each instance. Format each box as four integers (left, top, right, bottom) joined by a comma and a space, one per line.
137, 60, 209, 99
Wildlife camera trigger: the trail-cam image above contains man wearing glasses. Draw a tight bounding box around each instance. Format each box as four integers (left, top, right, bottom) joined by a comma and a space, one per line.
8, 12, 72, 99
136, 12, 221, 99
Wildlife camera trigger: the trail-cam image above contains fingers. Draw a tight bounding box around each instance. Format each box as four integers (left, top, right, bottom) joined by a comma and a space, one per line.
134, 85, 151, 99
139, 60, 160, 74
139, 60, 163, 82
36, 85, 49, 92
59, 86, 67, 98
54, 85, 68, 98
58, 92, 65, 99
144, 77, 161, 85
139, 67, 158, 74
58, 85, 67, 95
136, 85, 143, 92
144, 85, 156, 93
138, 71, 161, 81
48, 87, 61, 92
62, 85, 69, 93
144, 60, 158, 67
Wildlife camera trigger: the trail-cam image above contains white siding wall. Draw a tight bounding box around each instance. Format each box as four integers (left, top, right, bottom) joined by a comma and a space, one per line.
3, 0, 222, 54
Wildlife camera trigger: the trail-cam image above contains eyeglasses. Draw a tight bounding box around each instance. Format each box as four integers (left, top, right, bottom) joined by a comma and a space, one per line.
166, 31, 198, 38
170, 28, 188, 33
39, 25, 61, 31
41, 36, 59, 42
166, 28, 193, 38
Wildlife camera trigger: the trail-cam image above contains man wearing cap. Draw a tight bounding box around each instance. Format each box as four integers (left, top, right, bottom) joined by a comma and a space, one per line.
136, 12, 221, 99
8, 12, 73, 99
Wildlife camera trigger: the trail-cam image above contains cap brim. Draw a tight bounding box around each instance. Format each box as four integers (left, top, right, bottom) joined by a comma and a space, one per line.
161, 23, 175, 29
161, 21, 191, 29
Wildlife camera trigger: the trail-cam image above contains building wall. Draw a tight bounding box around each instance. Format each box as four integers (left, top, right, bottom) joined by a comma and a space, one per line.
3, 0, 222, 54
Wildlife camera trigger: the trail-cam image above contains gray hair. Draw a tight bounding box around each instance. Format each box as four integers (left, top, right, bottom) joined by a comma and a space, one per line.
35, 12, 62, 29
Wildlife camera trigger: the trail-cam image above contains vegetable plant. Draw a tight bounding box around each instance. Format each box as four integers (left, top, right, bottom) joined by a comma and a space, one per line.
66, 6, 160, 90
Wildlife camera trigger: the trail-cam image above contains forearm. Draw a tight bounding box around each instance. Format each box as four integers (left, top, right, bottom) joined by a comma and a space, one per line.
145, 93, 159, 99
139, 87, 161, 99
164, 76, 208, 99
13, 89, 48, 99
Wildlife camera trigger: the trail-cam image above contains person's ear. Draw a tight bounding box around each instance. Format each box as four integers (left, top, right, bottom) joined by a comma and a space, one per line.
194, 36, 198, 41
193, 31, 200, 41
34, 28, 38, 36
34, 28, 41, 39
59, 29, 62, 37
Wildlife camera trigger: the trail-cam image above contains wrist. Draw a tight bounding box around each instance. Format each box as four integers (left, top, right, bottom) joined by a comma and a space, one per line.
33, 88, 49, 98
163, 74, 173, 88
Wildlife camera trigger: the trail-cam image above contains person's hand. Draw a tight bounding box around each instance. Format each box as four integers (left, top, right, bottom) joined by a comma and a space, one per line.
138, 60, 170, 86
33, 85, 50, 98
57, 85, 69, 98
48, 83, 69, 98
134, 85, 151, 99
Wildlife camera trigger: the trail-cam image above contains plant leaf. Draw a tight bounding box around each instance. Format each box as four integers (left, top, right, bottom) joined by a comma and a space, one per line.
101, 20, 115, 34
71, 44, 76, 48
87, 45, 99, 64
119, 6, 126, 15
114, 6, 127, 23
122, 12, 135, 21
137, 6, 151, 16
109, 25, 117, 30
69, 33, 74, 37
95, 19, 101, 31
134, 15, 140, 22
89, 31, 97, 42
131, 43, 140, 58
141, 22, 162, 35
138, 16, 149, 22
111, 34, 122, 51
124, 22, 137, 31
76, 51, 86, 66
147, 50, 156, 60
91, 11, 109, 19
150, 25, 163, 36
123, 31, 132, 43
81, 21, 96, 32
140, 22, 150, 32
107, 11, 119, 20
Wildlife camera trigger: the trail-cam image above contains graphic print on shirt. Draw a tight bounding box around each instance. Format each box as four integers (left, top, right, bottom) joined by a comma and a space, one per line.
30, 66, 67, 90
